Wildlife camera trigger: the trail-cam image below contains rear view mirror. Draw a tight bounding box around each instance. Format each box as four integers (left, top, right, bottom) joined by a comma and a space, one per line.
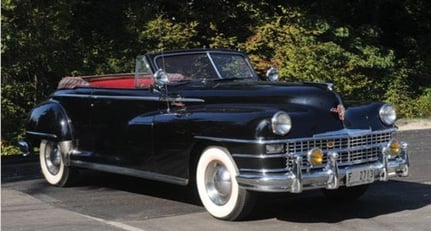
154, 69, 169, 87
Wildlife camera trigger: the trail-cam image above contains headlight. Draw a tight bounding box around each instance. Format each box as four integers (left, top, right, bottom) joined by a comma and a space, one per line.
271, 111, 292, 135
379, 104, 397, 125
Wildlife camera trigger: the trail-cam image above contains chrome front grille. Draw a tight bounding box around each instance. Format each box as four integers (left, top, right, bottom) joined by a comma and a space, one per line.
287, 130, 394, 168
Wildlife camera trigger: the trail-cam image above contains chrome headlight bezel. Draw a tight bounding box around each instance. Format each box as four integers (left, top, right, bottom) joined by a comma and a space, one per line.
379, 104, 397, 125
271, 111, 292, 135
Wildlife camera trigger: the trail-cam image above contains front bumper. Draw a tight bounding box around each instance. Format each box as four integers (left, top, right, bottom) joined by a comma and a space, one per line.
237, 142, 409, 193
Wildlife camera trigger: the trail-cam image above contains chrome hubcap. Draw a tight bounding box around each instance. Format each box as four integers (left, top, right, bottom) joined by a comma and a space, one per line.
45, 142, 62, 175
205, 161, 232, 205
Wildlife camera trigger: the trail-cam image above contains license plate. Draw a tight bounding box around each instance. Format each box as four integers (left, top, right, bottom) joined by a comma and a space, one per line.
346, 168, 375, 186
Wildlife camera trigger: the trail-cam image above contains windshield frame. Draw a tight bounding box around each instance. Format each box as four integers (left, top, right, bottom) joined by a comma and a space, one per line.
152, 50, 259, 81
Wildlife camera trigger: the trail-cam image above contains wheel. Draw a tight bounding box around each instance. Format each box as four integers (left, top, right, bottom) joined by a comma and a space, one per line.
196, 146, 255, 220
39, 140, 76, 187
322, 184, 369, 201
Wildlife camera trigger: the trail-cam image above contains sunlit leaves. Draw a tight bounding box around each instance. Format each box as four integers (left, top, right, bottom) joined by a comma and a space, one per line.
245, 6, 396, 101
138, 16, 200, 50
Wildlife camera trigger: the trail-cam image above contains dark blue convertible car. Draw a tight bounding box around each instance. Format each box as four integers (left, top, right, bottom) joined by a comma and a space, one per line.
20, 49, 409, 220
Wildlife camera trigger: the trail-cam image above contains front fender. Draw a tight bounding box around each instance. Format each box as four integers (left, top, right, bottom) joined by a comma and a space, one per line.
26, 99, 73, 143
186, 105, 277, 140
344, 102, 397, 130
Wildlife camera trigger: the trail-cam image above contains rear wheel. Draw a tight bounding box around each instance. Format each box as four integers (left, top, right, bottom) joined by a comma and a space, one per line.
196, 146, 255, 220
39, 140, 76, 187
322, 185, 369, 201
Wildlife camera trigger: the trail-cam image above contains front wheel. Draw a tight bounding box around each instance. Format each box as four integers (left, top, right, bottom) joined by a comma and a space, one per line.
196, 146, 255, 220
39, 140, 76, 187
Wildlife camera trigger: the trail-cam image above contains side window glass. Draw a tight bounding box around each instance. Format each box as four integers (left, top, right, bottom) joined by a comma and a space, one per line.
135, 56, 154, 88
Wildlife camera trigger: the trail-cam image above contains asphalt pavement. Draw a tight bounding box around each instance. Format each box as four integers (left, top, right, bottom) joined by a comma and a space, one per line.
2, 129, 431, 231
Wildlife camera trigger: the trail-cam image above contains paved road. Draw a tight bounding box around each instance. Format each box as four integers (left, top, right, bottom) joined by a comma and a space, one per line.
2, 129, 431, 231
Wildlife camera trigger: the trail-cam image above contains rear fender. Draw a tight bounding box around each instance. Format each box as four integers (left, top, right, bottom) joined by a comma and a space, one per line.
26, 100, 73, 144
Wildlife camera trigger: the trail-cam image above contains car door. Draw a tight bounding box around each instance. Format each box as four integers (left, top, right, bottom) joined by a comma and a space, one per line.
89, 87, 161, 169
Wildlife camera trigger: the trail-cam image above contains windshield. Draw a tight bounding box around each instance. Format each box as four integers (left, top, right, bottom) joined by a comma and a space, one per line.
211, 54, 256, 79
154, 51, 257, 82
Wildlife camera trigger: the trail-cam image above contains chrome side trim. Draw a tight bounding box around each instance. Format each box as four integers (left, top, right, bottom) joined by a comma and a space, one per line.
70, 160, 189, 186
194, 136, 283, 144
26, 131, 58, 139
232, 153, 288, 159
164, 97, 205, 103
54, 94, 160, 101
52, 93, 91, 99
54, 93, 204, 103
92, 95, 160, 101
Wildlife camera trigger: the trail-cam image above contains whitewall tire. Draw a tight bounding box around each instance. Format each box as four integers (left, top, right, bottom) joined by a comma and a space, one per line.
39, 140, 75, 187
196, 146, 255, 220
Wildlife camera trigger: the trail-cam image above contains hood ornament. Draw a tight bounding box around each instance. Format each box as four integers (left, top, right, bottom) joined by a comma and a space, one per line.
330, 104, 345, 121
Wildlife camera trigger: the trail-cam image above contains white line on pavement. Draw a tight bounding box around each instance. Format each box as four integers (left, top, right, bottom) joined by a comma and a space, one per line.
80, 214, 147, 231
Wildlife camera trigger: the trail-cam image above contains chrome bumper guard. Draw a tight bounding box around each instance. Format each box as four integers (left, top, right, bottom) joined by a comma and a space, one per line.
236, 142, 409, 193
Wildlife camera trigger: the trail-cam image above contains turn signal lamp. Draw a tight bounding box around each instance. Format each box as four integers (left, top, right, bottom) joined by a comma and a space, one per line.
308, 148, 324, 166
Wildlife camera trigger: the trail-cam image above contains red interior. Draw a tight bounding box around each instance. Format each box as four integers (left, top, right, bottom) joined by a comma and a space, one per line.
59, 74, 154, 89
87, 74, 154, 88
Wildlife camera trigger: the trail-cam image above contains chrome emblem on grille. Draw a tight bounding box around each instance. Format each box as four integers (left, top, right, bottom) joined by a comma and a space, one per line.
327, 140, 335, 148
330, 104, 345, 121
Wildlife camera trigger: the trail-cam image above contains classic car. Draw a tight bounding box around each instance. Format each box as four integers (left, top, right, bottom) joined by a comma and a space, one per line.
20, 49, 409, 220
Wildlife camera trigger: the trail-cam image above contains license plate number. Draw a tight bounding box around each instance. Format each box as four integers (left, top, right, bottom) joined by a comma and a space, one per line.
346, 168, 374, 186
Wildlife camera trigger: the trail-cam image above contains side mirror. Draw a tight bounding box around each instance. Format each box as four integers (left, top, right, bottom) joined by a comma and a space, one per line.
154, 69, 169, 88
266, 67, 279, 81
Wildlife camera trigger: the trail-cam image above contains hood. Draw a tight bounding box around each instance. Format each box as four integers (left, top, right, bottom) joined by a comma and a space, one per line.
170, 80, 346, 137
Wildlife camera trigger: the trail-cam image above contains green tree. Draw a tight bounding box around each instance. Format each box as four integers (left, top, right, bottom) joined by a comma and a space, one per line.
2, 0, 431, 155
1, 0, 76, 154
245, 6, 395, 101
294, 0, 431, 116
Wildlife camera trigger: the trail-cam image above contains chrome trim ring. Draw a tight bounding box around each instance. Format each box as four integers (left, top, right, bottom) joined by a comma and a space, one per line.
205, 160, 232, 206
44, 142, 62, 175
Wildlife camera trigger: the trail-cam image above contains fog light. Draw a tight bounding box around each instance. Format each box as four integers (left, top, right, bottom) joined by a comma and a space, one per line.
308, 148, 324, 166
388, 139, 401, 156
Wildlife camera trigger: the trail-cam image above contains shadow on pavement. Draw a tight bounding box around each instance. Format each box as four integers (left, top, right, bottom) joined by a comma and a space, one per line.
249, 180, 431, 222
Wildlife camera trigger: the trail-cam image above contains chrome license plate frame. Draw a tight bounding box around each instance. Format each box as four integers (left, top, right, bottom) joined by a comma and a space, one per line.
346, 168, 375, 186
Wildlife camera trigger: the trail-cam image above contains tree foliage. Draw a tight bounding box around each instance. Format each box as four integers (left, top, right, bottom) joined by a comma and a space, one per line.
245, 6, 396, 101
1, 0, 430, 155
